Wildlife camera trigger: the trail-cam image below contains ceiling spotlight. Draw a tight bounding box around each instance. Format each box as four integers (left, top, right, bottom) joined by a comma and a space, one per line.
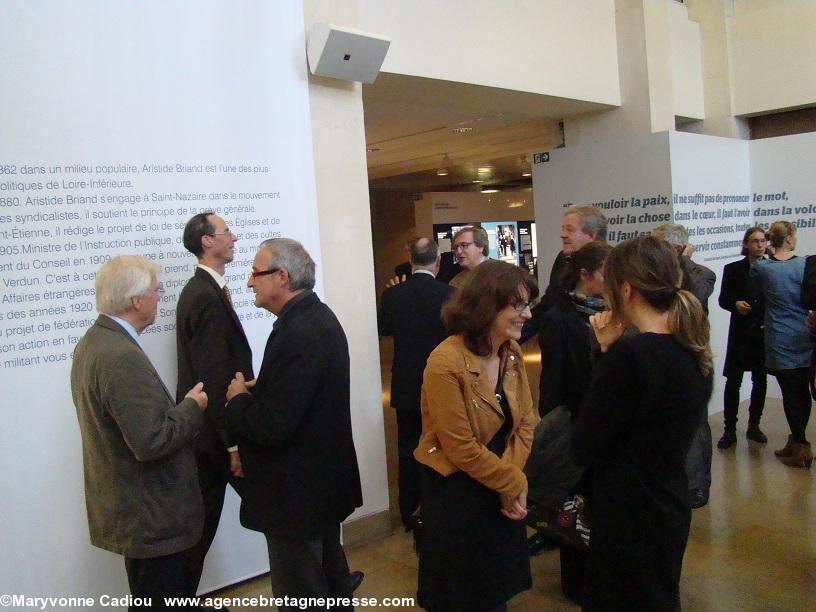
450, 126, 473, 134
477, 166, 492, 175
481, 188, 499, 194
521, 171, 532, 177
436, 168, 448, 176
472, 179, 484, 183
366, 147, 380, 153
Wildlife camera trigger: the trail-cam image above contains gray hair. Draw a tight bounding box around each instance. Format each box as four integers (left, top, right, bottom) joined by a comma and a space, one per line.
95, 255, 158, 314
409, 237, 438, 266
652, 223, 689, 247
565, 204, 608, 241
259, 238, 316, 291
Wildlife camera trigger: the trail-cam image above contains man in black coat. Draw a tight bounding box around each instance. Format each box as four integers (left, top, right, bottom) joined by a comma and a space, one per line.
176, 212, 254, 590
653, 223, 717, 509
378, 238, 454, 527
717, 228, 768, 449
221, 238, 363, 608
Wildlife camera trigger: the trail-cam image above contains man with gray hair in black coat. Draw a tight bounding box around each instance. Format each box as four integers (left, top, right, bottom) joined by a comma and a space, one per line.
218, 238, 363, 610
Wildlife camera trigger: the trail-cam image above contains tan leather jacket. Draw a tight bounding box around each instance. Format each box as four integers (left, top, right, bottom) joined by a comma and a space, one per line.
414, 334, 538, 498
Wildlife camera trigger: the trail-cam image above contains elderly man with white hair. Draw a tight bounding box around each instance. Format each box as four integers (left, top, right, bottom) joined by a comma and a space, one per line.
71, 255, 208, 605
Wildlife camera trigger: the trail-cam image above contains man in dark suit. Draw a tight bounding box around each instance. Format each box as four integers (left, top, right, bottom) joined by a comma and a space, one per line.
378, 238, 454, 527
71, 255, 207, 603
653, 222, 717, 509
176, 212, 254, 590
717, 227, 768, 449
520, 205, 607, 344
219, 238, 363, 609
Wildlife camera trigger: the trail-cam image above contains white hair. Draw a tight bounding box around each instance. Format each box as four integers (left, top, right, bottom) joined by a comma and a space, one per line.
95, 255, 159, 314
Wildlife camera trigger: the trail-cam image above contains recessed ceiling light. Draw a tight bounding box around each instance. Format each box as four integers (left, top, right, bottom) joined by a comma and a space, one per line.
477, 166, 492, 174
366, 147, 380, 153
472, 179, 483, 183
481, 188, 499, 194
436, 168, 448, 176
450, 127, 473, 134
521, 172, 532, 177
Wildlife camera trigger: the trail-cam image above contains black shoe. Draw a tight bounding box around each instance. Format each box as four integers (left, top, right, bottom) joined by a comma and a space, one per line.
690, 489, 708, 509
527, 532, 556, 556
717, 430, 737, 449
746, 425, 768, 444
350, 570, 365, 593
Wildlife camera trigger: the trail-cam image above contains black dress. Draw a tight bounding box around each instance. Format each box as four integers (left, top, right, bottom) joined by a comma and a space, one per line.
571, 334, 712, 611
418, 381, 531, 612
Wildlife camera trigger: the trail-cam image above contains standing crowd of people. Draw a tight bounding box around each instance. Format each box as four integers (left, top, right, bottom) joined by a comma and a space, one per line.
379, 209, 814, 610
69, 206, 813, 611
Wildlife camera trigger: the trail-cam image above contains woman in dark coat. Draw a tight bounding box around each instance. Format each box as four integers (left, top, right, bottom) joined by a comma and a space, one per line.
717, 227, 768, 448
571, 236, 713, 611
537, 241, 612, 418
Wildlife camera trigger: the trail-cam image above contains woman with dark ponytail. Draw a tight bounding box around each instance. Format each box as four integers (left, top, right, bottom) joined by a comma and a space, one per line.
570, 236, 712, 611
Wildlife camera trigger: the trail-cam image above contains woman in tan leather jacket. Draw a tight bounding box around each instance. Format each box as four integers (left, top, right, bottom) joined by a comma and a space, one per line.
414, 260, 539, 612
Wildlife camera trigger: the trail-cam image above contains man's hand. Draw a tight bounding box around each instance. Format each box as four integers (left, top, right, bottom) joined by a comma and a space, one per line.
226, 372, 254, 401
385, 274, 407, 289
229, 450, 244, 478
185, 382, 208, 410
735, 300, 752, 315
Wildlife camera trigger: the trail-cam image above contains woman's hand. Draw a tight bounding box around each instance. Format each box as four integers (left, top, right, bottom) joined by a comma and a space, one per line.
735, 300, 752, 315
590, 310, 625, 352
500, 489, 528, 521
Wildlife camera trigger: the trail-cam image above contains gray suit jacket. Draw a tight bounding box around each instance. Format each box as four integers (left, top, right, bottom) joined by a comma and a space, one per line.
71, 315, 204, 558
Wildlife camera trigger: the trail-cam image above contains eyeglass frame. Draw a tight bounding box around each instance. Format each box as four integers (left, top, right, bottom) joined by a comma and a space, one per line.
207, 228, 235, 238
249, 267, 281, 280
452, 240, 475, 252
510, 298, 538, 313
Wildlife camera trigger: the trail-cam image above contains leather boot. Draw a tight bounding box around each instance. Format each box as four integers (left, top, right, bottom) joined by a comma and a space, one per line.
780, 442, 813, 468
774, 435, 795, 457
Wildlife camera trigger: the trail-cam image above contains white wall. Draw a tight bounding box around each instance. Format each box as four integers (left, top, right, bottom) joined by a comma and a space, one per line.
729, 0, 816, 116
303, 0, 391, 527
668, 0, 705, 120
355, 0, 620, 105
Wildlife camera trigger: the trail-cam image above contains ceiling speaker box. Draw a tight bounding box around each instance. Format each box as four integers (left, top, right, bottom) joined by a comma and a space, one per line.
307, 23, 390, 84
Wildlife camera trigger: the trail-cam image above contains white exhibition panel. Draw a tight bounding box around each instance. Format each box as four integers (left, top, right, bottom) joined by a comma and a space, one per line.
532, 130, 816, 413
1, 0, 319, 600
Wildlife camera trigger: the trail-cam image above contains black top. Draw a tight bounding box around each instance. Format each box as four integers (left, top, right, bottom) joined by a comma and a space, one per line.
217, 292, 363, 538
378, 272, 455, 412
571, 333, 712, 610
486, 378, 513, 456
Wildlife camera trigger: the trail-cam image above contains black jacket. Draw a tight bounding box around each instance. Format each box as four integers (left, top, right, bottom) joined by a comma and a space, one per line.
537, 296, 594, 418
718, 257, 764, 375
378, 272, 454, 412
217, 292, 363, 537
176, 267, 254, 453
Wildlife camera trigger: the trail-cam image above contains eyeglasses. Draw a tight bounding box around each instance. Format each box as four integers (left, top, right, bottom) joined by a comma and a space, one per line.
208, 228, 234, 237
156, 283, 165, 295
453, 241, 474, 252
511, 298, 538, 312
250, 267, 280, 279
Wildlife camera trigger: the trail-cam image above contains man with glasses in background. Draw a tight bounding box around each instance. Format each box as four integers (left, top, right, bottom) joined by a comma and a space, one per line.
449, 226, 490, 289
176, 212, 254, 591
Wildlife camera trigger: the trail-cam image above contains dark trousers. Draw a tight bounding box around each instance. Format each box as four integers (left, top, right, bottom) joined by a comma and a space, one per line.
125, 549, 196, 611
773, 367, 812, 443
265, 524, 353, 611
723, 368, 767, 431
187, 450, 244, 591
396, 408, 423, 527
685, 413, 712, 493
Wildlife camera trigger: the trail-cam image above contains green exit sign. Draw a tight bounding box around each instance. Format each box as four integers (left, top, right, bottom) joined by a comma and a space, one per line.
533, 152, 550, 164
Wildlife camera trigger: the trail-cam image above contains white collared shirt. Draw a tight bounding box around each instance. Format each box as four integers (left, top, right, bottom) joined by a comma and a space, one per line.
197, 263, 227, 289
